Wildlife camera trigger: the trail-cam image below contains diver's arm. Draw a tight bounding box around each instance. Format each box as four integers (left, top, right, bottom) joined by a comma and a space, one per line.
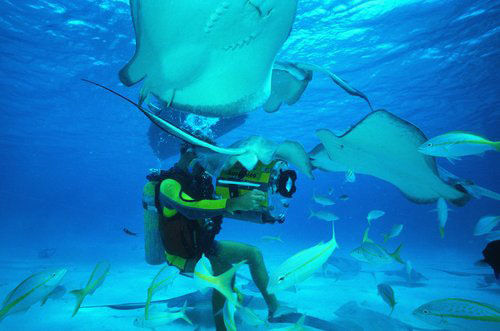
160, 179, 265, 219
160, 179, 227, 219
226, 190, 266, 213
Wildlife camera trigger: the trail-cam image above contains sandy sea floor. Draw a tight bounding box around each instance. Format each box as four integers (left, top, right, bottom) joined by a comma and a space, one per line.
0, 243, 498, 330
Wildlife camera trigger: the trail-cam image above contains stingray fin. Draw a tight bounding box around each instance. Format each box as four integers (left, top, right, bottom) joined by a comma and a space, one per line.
264, 62, 313, 113
275, 140, 314, 179
119, 0, 145, 89
315, 129, 340, 161
237, 152, 259, 170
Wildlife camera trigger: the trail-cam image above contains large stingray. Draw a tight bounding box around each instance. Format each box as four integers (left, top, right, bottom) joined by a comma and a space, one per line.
119, 0, 298, 116
310, 110, 470, 206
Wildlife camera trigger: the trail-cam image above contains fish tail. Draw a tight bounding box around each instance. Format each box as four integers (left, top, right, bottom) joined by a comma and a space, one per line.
0, 308, 6, 322
308, 209, 314, 219
362, 227, 371, 243
493, 141, 500, 151
439, 226, 445, 238
70, 289, 87, 317
331, 221, 338, 248
180, 300, 193, 325
214, 261, 246, 307
390, 244, 405, 265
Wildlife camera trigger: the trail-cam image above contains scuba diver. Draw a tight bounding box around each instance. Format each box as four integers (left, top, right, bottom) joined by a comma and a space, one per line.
145, 141, 279, 330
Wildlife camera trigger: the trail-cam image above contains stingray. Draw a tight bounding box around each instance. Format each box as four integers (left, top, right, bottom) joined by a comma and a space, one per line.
119, 0, 298, 116
196, 135, 314, 179
264, 62, 374, 113
310, 110, 470, 206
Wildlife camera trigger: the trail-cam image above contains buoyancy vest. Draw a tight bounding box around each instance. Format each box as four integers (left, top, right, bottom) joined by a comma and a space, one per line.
156, 166, 222, 267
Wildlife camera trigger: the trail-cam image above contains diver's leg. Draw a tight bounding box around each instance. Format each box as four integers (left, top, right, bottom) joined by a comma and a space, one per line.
215, 240, 278, 315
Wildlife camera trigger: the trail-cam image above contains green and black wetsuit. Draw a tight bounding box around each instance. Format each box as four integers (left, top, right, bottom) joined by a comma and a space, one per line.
157, 166, 225, 272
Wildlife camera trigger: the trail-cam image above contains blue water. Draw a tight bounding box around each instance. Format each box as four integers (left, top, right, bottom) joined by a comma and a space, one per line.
0, 0, 499, 330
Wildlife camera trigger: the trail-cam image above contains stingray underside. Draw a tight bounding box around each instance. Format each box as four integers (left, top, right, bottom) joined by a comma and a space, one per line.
312, 110, 469, 206
119, 0, 298, 117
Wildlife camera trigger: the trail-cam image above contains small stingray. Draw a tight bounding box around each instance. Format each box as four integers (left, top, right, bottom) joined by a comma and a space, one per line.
119, 0, 298, 116
310, 110, 470, 206
264, 62, 374, 113
38, 248, 56, 259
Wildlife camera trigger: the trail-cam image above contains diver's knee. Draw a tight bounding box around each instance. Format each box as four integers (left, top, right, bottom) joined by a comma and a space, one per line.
248, 246, 264, 265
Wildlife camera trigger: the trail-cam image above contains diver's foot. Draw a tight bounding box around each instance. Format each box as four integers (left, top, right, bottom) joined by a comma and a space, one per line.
268, 303, 297, 321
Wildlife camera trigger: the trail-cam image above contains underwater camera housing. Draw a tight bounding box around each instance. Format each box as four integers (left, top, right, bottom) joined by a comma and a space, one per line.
215, 160, 297, 224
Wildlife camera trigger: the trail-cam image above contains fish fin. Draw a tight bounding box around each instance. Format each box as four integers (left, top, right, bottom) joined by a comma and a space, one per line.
362, 227, 373, 243
214, 261, 246, 307
390, 244, 405, 265
446, 157, 455, 165
180, 301, 193, 325
70, 289, 87, 317
382, 234, 389, 244
308, 209, 314, 220
40, 295, 49, 306
296, 314, 306, 327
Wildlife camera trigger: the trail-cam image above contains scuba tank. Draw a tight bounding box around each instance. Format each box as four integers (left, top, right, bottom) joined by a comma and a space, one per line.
215, 160, 297, 224
142, 170, 167, 265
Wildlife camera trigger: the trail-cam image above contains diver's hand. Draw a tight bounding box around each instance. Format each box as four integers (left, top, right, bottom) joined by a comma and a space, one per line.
226, 190, 266, 213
